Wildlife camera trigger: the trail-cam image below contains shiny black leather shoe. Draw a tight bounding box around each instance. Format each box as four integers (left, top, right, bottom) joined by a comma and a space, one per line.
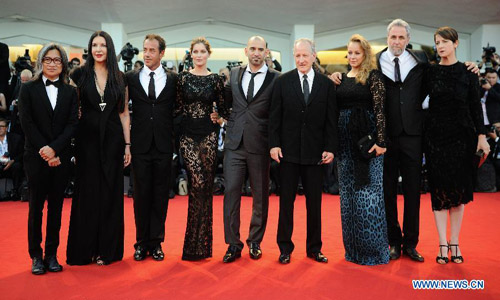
389, 244, 401, 260
278, 253, 291, 264
222, 245, 241, 263
44, 255, 63, 272
249, 243, 262, 260
403, 247, 424, 262
31, 257, 46, 275
134, 245, 148, 261
151, 246, 164, 261
307, 252, 328, 263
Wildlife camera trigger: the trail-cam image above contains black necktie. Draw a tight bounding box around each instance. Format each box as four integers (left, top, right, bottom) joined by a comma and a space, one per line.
45, 79, 61, 88
247, 71, 261, 102
394, 57, 402, 83
148, 72, 156, 100
302, 74, 310, 104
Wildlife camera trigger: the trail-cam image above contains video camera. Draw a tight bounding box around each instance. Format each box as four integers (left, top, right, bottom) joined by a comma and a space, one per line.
226, 61, 243, 70
121, 43, 139, 72
14, 49, 33, 73
482, 43, 497, 69
183, 50, 194, 71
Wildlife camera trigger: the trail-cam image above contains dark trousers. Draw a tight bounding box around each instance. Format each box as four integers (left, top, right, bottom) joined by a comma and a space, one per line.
132, 143, 172, 250
25, 152, 70, 258
223, 142, 269, 250
383, 133, 422, 249
277, 161, 323, 254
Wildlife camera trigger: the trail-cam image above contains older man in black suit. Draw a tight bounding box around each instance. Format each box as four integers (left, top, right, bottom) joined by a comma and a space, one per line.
220, 36, 280, 263
270, 38, 338, 264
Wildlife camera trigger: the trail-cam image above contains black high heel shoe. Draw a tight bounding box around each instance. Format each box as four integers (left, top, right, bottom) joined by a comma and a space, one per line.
436, 244, 449, 264
449, 244, 464, 264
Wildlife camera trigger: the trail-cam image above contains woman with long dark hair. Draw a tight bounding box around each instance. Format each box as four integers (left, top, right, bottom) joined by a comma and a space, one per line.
425, 27, 489, 265
66, 31, 131, 266
176, 37, 227, 260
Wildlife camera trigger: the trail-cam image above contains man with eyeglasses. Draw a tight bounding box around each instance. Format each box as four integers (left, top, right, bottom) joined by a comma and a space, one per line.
18, 43, 78, 275
0, 118, 24, 201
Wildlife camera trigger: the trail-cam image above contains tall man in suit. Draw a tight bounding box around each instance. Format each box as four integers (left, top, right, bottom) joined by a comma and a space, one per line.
376, 19, 428, 262
126, 34, 176, 262
18, 43, 78, 274
220, 36, 280, 263
270, 38, 337, 264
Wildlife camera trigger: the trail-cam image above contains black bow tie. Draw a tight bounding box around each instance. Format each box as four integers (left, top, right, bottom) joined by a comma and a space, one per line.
45, 79, 61, 88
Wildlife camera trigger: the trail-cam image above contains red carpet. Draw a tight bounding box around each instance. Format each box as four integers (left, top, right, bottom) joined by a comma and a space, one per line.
0, 193, 499, 300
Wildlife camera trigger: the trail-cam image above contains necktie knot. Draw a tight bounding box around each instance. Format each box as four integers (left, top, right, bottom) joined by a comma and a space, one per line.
45, 79, 60, 88
246, 71, 261, 102
149, 72, 155, 78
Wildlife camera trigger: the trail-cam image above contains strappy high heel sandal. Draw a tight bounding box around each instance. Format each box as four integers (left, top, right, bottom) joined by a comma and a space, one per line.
436, 244, 449, 264
449, 244, 464, 264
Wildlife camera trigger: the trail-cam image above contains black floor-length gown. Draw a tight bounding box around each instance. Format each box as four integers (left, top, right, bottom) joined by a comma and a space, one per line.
424, 62, 486, 211
66, 68, 126, 265
176, 72, 226, 260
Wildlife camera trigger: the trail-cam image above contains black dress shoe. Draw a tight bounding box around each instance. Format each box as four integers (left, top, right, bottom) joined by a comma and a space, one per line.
403, 247, 424, 262
151, 246, 164, 261
134, 246, 148, 261
389, 245, 401, 260
31, 257, 46, 275
307, 252, 328, 263
222, 245, 241, 263
278, 253, 290, 264
44, 255, 63, 272
249, 243, 262, 260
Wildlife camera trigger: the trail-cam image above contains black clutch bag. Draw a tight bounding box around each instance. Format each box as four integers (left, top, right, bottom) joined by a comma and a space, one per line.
357, 134, 376, 159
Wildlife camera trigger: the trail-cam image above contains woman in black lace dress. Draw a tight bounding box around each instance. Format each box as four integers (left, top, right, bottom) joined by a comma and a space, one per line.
176, 37, 226, 260
336, 34, 389, 265
66, 31, 131, 266
425, 27, 490, 264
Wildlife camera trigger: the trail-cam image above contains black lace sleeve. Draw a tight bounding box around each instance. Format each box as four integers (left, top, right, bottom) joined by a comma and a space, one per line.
174, 72, 185, 117
215, 74, 228, 119
467, 70, 487, 135
369, 70, 387, 147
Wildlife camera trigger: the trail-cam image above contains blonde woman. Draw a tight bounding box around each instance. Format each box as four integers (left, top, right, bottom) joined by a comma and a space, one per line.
336, 34, 389, 265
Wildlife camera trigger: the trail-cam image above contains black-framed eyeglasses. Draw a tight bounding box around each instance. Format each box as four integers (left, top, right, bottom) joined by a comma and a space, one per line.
42, 57, 63, 65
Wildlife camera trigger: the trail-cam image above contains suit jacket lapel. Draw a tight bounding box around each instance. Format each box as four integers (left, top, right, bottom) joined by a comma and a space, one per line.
52, 83, 67, 116
237, 67, 246, 103
252, 70, 274, 102
135, 68, 151, 103
292, 70, 306, 108
155, 67, 171, 102
307, 71, 323, 106
35, 80, 54, 117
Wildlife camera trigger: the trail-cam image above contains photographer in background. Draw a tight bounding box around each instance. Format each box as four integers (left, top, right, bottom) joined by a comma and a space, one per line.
0, 42, 10, 96
9, 69, 32, 137
482, 69, 500, 125
488, 122, 500, 190
178, 50, 193, 72
0, 118, 24, 201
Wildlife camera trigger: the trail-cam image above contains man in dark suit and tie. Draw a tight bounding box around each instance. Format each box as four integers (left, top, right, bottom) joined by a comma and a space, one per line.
220, 36, 280, 263
126, 34, 176, 262
375, 19, 429, 262
18, 43, 78, 275
270, 38, 337, 264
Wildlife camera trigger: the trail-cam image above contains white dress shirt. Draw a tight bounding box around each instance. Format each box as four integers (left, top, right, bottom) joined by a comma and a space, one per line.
42, 76, 59, 110
0, 136, 8, 157
380, 49, 417, 83
140, 65, 167, 98
241, 64, 268, 98
297, 68, 315, 93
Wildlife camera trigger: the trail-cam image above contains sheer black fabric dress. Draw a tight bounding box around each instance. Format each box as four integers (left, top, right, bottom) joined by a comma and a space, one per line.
424, 62, 486, 211
66, 67, 126, 265
176, 72, 226, 260
336, 70, 389, 265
